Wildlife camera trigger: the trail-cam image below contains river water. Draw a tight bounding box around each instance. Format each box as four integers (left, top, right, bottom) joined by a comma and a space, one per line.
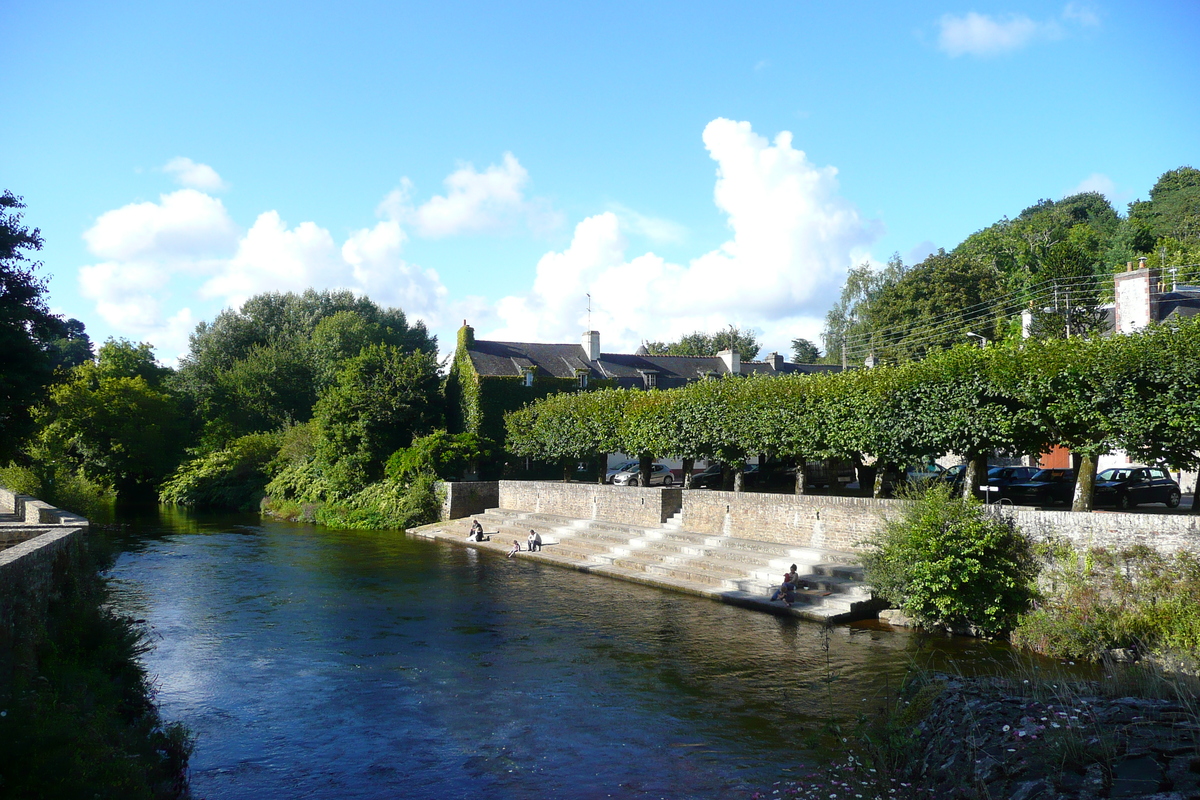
106, 508, 1027, 800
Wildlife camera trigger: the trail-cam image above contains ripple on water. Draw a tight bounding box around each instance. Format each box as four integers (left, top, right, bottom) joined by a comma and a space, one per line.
107, 510, 1030, 800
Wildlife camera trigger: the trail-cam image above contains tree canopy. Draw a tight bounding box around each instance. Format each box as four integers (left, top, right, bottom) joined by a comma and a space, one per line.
644, 326, 762, 360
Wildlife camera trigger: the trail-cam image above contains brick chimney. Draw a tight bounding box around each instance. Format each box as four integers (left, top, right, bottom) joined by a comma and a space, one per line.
766, 352, 784, 370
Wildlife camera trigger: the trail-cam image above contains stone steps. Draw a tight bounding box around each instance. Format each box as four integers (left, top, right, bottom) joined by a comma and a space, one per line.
415, 509, 881, 623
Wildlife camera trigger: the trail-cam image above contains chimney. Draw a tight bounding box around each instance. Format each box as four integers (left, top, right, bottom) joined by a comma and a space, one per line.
583, 330, 600, 362
1126, 261, 1134, 272
718, 348, 740, 375
767, 352, 784, 370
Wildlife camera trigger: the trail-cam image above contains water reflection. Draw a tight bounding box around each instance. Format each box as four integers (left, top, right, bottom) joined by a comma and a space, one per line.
107, 510, 1045, 800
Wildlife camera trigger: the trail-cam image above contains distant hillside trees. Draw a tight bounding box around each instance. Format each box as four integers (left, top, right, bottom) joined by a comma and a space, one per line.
823, 169, 1200, 365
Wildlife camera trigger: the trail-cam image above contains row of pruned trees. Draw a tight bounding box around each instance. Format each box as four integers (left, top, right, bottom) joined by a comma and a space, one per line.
505, 316, 1200, 512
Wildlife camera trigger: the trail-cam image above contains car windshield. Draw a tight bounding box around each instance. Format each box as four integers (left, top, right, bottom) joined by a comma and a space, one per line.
1098, 469, 1127, 481
1030, 470, 1067, 482
615, 463, 638, 473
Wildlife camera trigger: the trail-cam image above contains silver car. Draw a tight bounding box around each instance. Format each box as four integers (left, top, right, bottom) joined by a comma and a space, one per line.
611, 463, 674, 487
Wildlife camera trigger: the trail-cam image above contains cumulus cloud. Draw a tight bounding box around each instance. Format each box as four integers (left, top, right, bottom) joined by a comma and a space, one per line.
607, 203, 687, 244
163, 157, 229, 192
937, 5, 1097, 57
77, 189, 451, 360
403, 153, 561, 237
486, 118, 881, 355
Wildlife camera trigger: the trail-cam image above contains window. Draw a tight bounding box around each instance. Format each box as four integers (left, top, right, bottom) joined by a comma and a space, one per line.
641, 371, 657, 389
577, 371, 588, 389
523, 368, 534, 387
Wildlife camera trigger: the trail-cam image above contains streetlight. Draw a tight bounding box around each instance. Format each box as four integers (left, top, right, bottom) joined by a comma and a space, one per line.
965, 332, 989, 347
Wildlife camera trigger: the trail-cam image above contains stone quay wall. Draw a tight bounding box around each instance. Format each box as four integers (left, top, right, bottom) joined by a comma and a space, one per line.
440, 481, 501, 522
498, 481, 683, 528
0, 487, 90, 681
485, 481, 1200, 557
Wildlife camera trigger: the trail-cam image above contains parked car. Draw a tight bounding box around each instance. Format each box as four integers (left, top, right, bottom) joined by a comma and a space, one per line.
1000, 468, 1076, 505
604, 460, 639, 483
982, 466, 1040, 499
690, 462, 767, 490
1094, 466, 1182, 509
611, 462, 674, 487
939, 464, 967, 490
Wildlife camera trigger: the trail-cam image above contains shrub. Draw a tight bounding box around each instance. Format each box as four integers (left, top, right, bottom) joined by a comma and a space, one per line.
313, 472, 443, 530
385, 430, 494, 484
862, 485, 1039, 637
158, 432, 282, 510
1013, 545, 1200, 660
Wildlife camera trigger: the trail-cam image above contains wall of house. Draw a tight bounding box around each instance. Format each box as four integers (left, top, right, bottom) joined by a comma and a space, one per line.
498, 481, 682, 527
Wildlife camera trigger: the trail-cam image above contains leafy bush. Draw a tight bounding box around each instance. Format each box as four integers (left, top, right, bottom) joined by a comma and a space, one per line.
385, 430, 494, 484
158, 432, 282, 510
1013, 545, 1200, 659
313, 471, 443, 530
862, 485, 1039, 636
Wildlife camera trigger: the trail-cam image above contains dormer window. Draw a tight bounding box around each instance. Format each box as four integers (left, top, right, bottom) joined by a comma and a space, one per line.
576, 370, 589, 389
522, 368, 534, 387
640, 370, 658, 389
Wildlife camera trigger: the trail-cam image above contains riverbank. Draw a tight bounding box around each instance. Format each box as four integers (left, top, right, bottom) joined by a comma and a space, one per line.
763, 666, 1200, 800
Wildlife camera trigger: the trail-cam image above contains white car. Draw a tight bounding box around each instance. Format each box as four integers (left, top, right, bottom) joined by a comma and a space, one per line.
611, 463, 674, 487
604, 460, 639, 483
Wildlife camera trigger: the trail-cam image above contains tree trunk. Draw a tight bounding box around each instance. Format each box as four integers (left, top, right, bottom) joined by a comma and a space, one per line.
794, 459, 808, 495
682, 457, 695, 489
1191, 486, 1200, 515
733, 459, 746, 493
962, 454, 988, 501
597, 453, 607, 484
563, 461, 572, 483
638, 454, 652, 488
1071, 453, 1097, 512
873, 462, 892, 499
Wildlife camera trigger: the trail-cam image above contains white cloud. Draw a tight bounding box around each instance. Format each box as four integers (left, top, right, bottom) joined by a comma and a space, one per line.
83, 189, 238, 261
1065, 173, 1116, 199
163, 157, 229, 192
937, 12, 1046, 56
607, 203, 687, 244
408, 153, 561, 237
486, 118, 881, 357
937, 5, 1099, 57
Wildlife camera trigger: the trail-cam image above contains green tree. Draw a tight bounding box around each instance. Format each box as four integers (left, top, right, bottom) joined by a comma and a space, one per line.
36, 353, 184, 497
644, 326, 761, 360
789, 338, 820, 364
0, 190, 69, 461
177, 289, 436, 443
312, 344, 442, 496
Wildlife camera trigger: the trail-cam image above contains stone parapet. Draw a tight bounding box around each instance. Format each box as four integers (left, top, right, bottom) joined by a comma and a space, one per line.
498, 481, 681, 527
681, 491, 892, 552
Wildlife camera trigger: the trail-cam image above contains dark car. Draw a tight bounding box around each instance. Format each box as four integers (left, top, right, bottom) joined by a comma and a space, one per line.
1001, 468, 1076, 506
690, 463, 762, 490
982, 466, 1040, 499
1094, 466, 1182, 509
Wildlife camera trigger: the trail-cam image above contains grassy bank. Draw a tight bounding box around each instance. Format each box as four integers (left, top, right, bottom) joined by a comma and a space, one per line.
0, 530, 192, 798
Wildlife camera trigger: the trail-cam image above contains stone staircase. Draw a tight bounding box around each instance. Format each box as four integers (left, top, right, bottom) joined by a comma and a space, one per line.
408, 508, 883, 623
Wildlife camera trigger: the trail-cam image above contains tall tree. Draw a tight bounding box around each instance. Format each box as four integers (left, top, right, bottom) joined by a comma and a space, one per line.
789, 338, 820, 364
644, 326, 761, 360
0, 191, 68, 460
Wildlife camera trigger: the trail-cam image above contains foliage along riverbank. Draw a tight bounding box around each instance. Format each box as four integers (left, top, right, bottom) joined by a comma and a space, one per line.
0, 528, 193, 798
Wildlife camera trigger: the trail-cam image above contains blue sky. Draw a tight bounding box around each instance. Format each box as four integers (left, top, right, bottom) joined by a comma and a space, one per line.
5, 0, 1198, 363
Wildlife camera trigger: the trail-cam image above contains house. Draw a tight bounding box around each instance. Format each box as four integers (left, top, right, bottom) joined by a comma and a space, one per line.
444, 322, 838, 451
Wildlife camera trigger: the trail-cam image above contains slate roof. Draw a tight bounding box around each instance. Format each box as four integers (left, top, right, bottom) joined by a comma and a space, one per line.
467, 339, 840, 389
1157, 288, 1200, 322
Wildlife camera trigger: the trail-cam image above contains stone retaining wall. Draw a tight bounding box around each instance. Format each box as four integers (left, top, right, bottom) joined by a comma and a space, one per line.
0, 488, 90, 682
440, 481, 500, 521
498, 481, 682, 527
488, 481, 1200, 556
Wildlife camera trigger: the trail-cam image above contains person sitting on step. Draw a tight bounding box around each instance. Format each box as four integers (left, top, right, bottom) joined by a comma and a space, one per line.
770, 564, 801, 606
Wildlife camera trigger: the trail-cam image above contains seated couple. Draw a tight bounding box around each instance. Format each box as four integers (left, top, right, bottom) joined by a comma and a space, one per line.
770, 564, 803, 607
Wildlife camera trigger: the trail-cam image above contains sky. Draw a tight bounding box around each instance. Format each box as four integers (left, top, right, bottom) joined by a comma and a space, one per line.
5, 0, 1198, 364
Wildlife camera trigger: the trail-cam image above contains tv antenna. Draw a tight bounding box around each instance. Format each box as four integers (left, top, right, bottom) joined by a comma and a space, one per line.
586, 293, 591, 330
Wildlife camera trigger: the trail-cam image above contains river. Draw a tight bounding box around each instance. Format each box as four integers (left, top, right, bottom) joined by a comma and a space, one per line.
106, 508, 1027, 800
